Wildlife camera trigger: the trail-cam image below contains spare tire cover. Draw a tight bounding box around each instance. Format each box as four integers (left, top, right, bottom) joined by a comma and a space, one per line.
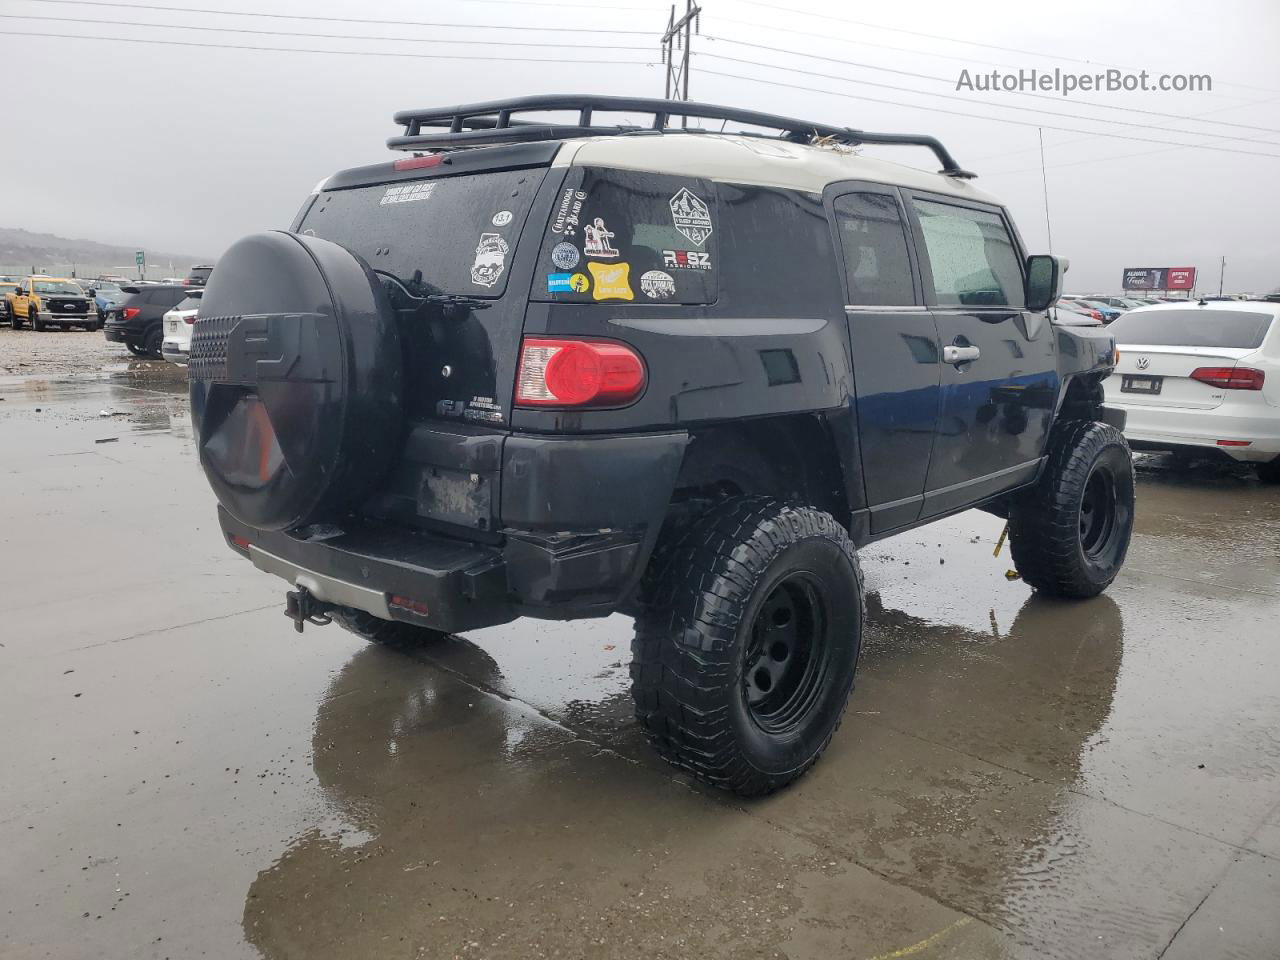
189, 231, 402, 532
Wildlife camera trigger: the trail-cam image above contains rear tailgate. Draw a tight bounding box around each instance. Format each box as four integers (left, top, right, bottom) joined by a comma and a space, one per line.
1107, 344, 1257, 410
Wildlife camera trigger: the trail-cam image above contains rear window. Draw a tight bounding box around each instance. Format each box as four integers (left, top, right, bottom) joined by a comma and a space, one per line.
175, 296, 201, 311
532, 168, 717, 305
298, 168, 545, 298
1109, 309, 1274, 349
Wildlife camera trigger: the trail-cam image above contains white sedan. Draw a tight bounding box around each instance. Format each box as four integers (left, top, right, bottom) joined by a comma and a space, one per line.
160, 291, 202, 366
1103, 299, 1280, 484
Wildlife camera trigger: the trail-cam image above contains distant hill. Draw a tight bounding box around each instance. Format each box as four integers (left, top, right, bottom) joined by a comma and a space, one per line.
0, 227, 213, 280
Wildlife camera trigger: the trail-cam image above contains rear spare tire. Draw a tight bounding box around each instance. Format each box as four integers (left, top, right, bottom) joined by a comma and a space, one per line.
190, 231, 403, 532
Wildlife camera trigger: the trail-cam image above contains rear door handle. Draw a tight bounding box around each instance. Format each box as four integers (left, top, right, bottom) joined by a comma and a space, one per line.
943, 345, 981, 364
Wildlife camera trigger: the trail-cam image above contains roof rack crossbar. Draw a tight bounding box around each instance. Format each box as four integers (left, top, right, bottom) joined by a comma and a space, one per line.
388, 95, 976, 178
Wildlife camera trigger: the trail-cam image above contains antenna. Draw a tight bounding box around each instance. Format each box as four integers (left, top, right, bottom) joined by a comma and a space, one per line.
1038, 127, 1054, 255
662, 0, 701, 107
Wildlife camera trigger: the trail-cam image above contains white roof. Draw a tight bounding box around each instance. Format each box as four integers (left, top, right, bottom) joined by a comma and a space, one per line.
1124, 300, 1280, 317
554, 133, 1002, 205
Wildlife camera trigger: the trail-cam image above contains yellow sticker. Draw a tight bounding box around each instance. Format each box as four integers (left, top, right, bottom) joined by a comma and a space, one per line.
569, 272, 590, 293
587, 262, 633, 302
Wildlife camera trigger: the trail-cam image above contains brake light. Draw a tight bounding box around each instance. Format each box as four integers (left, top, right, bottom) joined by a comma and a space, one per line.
389, 594, 430, 616
515, 338, 646, 407
1190, 366, 1265, 390
123, 306, 141, 319
228, 534, 252, 552
184, 314, 196, 325
393, 154, 444, 171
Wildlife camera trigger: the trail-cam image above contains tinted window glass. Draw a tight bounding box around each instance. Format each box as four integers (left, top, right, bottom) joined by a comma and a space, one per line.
149, 288, 187, 307
834, 193, 915, 306
1108, 309, 1274, 349
532, 168, 716, 305
299, 168, 546, 297
911, 199, 1024, 307
175, 296, 201, 311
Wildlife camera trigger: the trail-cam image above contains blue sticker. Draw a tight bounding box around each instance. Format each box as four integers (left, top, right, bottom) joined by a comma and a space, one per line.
547, 273, 573, 293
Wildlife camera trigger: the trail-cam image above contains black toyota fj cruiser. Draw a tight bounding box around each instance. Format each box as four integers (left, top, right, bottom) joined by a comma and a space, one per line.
190, 96, 1133, 796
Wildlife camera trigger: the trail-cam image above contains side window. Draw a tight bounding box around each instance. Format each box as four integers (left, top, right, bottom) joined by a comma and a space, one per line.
910, 199, 1025, 308
533, 168, 717, 305
833, 192, 916, 307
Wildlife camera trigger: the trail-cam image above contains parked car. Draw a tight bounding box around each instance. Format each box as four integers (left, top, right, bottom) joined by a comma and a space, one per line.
103, 284, 189, 357
6, 275, 97, 330
0, 280, 18, 326
1054, 300, 1105, 324
160, 291, 202, 365
1066, 297, 1123, 323
87, 280, 126, 320
187, 95, 1132, 796
185, 264, 214, 287
1104, 300, 1280, 483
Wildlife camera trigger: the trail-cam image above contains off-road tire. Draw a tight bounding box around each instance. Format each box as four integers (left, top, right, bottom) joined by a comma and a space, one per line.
631, 498, 863, 797
1257, 458, 1280, 485
330, 607, 449, 647
1008, 420, 1135, 598
7, 311, 18, 330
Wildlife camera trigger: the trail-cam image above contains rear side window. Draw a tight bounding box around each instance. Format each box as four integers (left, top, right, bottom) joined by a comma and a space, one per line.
911, 199, 1024, 308
833, 193, 915, 306
1109, 309, 1274, 349
298, 168, 546, 297
532, 169, 717, 305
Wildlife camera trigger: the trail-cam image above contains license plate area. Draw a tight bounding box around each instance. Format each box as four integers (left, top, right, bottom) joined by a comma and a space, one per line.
1121, 374, 1163, 395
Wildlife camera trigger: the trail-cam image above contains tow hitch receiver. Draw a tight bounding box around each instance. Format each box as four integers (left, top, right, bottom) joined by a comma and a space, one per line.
284, 586, 333, 633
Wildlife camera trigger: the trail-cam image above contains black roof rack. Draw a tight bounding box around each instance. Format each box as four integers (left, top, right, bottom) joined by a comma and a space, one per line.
389, 94, 977, 179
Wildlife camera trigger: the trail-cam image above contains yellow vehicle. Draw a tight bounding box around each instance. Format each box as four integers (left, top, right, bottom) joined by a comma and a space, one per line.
0, 281, 20, 328
7, 275, 98, 331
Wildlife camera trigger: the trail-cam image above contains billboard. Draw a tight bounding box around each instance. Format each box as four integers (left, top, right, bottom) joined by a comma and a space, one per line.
1122, 266, 1197, 291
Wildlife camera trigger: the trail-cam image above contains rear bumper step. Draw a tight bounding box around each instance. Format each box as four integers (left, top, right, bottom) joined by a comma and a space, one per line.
219, 507, 514, 634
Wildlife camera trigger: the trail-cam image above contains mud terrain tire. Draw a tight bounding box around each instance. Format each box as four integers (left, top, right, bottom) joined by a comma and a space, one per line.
631, 498, 863, 796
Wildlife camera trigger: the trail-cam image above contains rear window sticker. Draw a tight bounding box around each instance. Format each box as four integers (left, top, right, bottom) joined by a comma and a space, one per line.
491, 210, 513, 227
583, 218, 619, 259
551, 241, 580, 270
662, 249, 712, 271
380, 182, 437, 205
551, 188, 588, 235
547, 273, 573, 293
569, 272, 590, 293
471, 233, 510, 287
670, 188, 712, 246
588, 262, 633, 301
640, 270, 676, 300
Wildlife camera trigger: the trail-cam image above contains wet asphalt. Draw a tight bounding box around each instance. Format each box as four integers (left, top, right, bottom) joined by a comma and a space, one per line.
2, 332, 1279, 960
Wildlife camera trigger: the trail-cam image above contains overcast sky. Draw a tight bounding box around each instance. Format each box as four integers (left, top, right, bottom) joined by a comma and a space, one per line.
4, 0, 1278, 293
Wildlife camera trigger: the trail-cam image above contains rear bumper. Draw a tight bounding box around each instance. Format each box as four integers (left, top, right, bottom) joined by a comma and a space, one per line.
162, 340, 189, 363
1114, 404, 1280, 462
216, 428, 689, 632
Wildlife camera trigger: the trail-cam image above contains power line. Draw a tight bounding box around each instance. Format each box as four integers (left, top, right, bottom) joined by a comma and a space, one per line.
0, 13, 657, 50
0, 29, 660, 63
16, 0, 655, 34
703, 34, 1280, 137
693, 66, 1280, 161
728, 0, 1280, 96
695, 49, 1280, 148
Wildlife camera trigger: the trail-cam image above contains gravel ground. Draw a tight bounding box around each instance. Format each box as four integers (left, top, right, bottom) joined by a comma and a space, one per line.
0, 326, 175, 379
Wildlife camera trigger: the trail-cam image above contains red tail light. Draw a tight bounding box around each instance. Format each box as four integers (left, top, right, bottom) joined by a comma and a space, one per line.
184, 314, 196, 325
515, 338, 646, 408
1190, 366, 1265, 390
122, 306, 141, 319
393, 154, 444, 171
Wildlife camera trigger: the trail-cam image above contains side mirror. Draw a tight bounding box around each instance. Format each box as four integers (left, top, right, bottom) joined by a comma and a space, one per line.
1025, 254, 1068, 312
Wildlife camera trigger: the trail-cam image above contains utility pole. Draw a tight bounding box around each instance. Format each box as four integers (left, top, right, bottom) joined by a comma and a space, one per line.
662, 0, 701, 105
1219, 256, 1226, 296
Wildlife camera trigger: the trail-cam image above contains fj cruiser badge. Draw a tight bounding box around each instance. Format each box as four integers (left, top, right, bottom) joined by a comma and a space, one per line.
670, 188, 712, 247
471, 233, 509, 287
